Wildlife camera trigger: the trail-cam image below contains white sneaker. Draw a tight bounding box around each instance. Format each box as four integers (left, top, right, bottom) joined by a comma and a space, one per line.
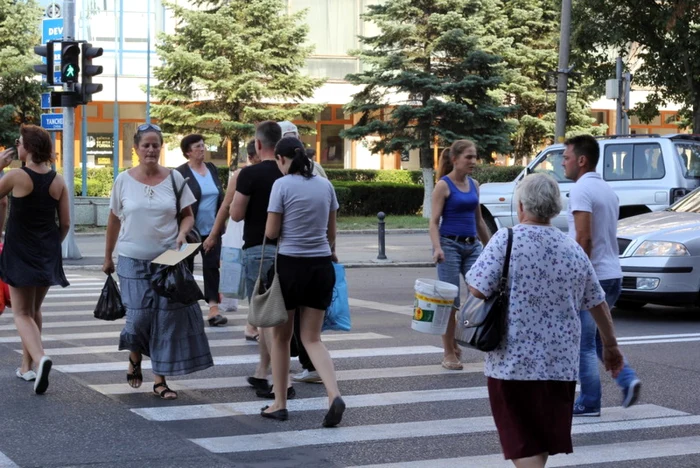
292, 369, 322, 383
15, 368, 36, 381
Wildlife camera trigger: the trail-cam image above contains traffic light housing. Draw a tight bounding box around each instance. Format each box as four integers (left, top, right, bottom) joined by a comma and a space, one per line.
34, 42, 55, 85
60, 41, 80, 83
78, 42, 103, 104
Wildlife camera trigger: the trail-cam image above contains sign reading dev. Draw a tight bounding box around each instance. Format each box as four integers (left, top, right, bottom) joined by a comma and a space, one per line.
42, 18, 64, 84
41, 113, 63, 131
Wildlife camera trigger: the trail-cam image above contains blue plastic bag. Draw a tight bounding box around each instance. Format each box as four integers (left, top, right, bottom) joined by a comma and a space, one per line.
323, 263, 351, 332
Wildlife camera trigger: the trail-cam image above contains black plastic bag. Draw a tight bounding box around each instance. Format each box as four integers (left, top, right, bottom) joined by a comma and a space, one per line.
150, 261, 204, 305
94, 275, 126, 321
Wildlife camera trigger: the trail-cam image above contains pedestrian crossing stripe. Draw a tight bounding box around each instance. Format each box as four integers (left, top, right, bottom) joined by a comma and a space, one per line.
187, 405, 694, 454
353, 435, 700, 467
0, 327, 237, 343
25, 333, 389, 356
0, 320, 246, 332
133, 386, 492, 422
88, 363, 483, 395
52, 346, 444, 373
0, 450, 19, 468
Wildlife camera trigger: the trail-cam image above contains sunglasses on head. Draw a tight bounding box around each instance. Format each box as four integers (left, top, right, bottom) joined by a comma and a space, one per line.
137, 123, 161, 133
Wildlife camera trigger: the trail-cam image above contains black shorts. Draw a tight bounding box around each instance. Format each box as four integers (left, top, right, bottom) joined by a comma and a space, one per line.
276, 254, 335, 311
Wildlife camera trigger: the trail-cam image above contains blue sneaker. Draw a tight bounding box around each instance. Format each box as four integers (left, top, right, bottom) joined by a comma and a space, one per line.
573, 403, 600, 417
622, 379, 641, 408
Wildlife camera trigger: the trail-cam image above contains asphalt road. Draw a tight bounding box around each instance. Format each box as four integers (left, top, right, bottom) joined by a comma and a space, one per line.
0, 267, 699, 467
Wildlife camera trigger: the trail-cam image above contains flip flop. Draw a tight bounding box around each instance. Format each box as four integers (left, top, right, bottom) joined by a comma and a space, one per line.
245, 334, 259, 342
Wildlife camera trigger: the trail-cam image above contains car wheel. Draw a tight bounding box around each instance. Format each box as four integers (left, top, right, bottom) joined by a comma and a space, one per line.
614, 300, 647, 310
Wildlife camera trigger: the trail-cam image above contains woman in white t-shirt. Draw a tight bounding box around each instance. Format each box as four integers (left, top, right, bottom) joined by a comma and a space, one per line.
102, 124, 213, 400
261, 137, 345, 427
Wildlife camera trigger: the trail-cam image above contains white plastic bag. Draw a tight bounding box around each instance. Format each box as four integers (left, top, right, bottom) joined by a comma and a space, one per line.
220, 220, 246, 306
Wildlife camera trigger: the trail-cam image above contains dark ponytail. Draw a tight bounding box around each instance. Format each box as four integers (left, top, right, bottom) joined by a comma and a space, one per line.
275, 136, 313, 179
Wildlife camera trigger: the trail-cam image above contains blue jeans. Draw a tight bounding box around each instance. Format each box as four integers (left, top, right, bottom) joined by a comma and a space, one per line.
576, 278, 639, 410
436, 237, 483, 308
242, 244, 276, 303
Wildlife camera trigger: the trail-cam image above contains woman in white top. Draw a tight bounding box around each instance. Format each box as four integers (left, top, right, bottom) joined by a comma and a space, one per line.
261, 137, 345, 427
102, 124, 213, 400
466, 173, 624, 467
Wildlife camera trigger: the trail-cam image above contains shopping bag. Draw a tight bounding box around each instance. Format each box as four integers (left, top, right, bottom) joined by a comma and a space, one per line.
150, 261, 204, 305
323, 263, 351, 332
93, 275, 126, 321
220, 246, 246, 299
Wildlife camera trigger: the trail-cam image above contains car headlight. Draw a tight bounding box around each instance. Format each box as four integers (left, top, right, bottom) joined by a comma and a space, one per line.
632, 241, 690, 257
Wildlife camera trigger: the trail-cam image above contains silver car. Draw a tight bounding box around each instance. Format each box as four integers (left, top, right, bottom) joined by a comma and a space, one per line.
617, 188, 700, 308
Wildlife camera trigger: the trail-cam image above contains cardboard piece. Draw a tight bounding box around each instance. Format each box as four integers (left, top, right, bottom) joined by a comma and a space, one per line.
151, 243, 201, 266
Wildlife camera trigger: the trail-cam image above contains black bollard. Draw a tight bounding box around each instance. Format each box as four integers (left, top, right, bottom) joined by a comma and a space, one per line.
377, 211, 387, 260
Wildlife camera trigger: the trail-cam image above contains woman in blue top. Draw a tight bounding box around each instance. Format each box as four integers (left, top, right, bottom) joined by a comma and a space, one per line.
176, 134, 226, 326
429, 139, 491, 370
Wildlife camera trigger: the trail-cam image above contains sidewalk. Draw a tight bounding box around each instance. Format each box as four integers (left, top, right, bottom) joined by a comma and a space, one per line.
63, 231, 434, 269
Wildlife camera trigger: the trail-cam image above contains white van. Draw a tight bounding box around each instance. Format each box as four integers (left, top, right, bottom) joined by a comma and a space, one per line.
479, 134, 700, 233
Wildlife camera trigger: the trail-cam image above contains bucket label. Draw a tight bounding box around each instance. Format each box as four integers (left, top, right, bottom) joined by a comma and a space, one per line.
413, 305, 434, 322
414, 293, 454, 306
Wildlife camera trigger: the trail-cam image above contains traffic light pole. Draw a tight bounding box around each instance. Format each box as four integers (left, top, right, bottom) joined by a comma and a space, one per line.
61, 0, 82, 260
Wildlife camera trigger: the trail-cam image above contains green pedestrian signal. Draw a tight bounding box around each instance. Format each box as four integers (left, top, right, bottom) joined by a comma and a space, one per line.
60, 41, 80, 84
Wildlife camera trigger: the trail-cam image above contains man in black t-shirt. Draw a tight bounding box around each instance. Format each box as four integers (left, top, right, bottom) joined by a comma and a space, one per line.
230, 121, 286, 396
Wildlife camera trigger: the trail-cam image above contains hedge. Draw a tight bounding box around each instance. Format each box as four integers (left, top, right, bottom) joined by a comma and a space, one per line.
63, 165, 524, 197
332, 181, 423, 216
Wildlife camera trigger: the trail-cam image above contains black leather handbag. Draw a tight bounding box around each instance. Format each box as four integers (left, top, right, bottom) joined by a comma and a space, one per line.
455, 228, 513, 352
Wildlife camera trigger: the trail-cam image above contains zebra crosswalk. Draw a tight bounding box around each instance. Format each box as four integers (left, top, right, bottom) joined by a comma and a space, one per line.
0, 271, 699, 467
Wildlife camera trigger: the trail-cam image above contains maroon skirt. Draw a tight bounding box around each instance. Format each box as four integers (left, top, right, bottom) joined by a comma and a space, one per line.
487, 377, 576, 460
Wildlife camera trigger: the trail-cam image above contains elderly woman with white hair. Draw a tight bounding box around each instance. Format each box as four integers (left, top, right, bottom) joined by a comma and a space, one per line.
466, 173, 624, 468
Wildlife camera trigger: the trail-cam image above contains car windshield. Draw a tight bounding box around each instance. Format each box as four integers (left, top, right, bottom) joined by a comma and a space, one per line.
674, 142, 700, 178
670, 186, 700, 213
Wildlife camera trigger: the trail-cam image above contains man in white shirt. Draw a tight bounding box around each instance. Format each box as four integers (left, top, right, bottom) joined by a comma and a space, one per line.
563, 134, 642, 417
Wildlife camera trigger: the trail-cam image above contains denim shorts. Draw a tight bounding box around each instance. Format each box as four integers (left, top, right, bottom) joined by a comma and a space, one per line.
436, 236, 483, 308
242, 244, 276, 303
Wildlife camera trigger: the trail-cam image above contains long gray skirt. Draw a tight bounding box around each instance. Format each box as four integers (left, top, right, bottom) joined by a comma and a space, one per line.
117, 256, 213, 376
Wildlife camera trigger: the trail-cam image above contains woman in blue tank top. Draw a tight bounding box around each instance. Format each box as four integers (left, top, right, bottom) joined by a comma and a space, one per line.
429, 139, 491, 370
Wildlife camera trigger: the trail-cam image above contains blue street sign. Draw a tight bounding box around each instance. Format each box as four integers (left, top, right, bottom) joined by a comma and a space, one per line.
41, 113, 63, 131
41, 93, 51, 109
42, 18, 63, 42
42, 18, 63, 85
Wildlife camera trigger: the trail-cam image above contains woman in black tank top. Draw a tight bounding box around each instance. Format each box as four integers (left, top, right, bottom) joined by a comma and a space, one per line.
0, 124, 71, 394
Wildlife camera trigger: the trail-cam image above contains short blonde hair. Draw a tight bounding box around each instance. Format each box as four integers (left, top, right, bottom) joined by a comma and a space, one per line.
515, 173, 562, 221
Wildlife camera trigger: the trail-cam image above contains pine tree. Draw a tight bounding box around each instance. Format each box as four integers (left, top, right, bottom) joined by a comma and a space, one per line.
151, 0, 325, 153
343, 0, 514, 217
0, 0, 44, 146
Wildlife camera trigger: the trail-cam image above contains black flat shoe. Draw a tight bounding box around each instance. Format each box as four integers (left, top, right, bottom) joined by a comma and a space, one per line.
322, 396, 346, 428
247, 376, 271, 392
261, 405, 288, 421
208, 314, 228, 327
256, 386, 296, 400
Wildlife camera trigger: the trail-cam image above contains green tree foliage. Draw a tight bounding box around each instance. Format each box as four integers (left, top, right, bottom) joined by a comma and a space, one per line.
343, 0, 514, 215
343, 0, 514, 166
151, 0, 325, 152
495, 0, 605, 161
0, 0, 44, 146
572, 0, 700, 132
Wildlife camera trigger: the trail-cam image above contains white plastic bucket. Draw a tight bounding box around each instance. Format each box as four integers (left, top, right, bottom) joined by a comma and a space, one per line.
412, 278, 458, 335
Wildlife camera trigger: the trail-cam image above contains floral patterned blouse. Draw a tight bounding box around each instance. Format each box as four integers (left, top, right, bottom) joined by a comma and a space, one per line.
466, 225, 605, 381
